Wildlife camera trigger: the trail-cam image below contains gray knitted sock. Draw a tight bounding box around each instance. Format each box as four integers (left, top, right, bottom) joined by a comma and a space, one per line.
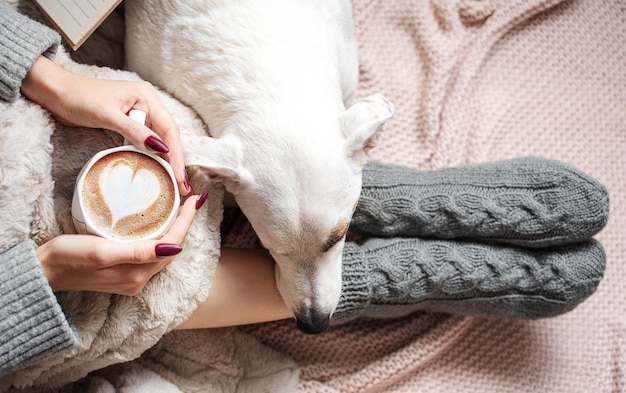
332, 237, 605, 324
352, 158, 609, 248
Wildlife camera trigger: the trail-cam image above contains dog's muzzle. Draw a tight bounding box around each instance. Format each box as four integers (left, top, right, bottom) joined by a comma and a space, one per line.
295, 309, 331, 335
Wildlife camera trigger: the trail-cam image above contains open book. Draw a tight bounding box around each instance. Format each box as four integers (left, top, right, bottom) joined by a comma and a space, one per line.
34, 0, 122, 51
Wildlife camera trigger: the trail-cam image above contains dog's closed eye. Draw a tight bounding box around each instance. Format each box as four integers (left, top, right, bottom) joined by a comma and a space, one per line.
323, 219, 349, 252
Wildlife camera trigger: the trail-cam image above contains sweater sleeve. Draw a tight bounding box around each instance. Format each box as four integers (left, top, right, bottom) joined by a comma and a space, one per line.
0, 240, 78, 377
0, 2, 61, 102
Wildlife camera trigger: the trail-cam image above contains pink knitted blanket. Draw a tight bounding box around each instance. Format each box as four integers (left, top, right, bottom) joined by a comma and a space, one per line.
241, 0, 626, 391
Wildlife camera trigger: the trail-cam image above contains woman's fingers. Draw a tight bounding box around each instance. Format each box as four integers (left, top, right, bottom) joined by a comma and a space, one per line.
37, 193, 206, 295
160, 193, 206, 244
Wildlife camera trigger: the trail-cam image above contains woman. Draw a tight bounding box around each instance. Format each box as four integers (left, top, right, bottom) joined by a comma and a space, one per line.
0, 2, 608, 376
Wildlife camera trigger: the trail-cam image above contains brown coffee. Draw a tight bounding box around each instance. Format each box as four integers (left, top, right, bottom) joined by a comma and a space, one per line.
81, 150, 176, 240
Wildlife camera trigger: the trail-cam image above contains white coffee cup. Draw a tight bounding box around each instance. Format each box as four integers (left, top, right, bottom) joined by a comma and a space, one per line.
71, 144, 180, 242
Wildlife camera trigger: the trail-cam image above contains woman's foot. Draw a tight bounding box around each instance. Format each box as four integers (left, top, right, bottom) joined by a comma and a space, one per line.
353, 158, 609, 248
333, 237, 606, 324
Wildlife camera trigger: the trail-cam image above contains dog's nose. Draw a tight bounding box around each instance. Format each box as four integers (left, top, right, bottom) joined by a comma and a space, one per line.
295, 309, 331, 335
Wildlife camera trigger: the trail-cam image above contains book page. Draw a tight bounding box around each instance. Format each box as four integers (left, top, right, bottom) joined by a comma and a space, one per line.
35, 0, 122, 50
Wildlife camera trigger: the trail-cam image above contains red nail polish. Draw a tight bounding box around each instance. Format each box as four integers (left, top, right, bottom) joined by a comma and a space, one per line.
145, 136, 170, 153
155, 243, 182, 257
185, 170, 195, 194
196, 191, 209, 210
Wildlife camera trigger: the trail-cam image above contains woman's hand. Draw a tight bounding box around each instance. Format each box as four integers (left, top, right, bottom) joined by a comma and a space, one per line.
37, 193, 206, 295
21, 56, 192, 195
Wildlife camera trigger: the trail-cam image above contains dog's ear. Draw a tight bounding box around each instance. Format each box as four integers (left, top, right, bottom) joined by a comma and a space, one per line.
183, 135, 252, 186
339, 94, 394, 163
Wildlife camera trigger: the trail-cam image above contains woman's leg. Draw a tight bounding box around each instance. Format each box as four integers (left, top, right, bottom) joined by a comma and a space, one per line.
354, 158, 609, 248
177, 237, 605, 329
333, 237, 605, 324
176, 248, 292, 329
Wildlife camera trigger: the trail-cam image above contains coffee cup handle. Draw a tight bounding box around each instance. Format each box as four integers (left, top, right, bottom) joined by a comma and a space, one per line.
122, 109, 148, 146
129, 109, 147, 125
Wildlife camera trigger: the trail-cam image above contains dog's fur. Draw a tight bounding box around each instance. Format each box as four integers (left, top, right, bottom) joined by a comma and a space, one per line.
125, 0, 394, 334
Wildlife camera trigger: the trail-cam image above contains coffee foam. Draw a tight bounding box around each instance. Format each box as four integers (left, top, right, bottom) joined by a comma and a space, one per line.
82, 151, 176, 240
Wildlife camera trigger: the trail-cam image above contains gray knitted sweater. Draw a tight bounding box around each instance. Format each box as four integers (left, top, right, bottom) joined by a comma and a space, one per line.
0, 3, 78, 377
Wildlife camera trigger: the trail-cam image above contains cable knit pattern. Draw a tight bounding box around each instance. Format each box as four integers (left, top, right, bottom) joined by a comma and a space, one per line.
353, 157, 609, 248
333, 238, 605, 324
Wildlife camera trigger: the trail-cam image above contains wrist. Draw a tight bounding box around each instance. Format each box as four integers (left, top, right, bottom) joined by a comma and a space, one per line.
21, 56, 72, 111
36, 240, 60, 291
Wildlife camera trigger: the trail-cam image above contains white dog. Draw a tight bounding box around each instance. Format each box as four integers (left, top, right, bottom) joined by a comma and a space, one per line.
125, 0, 394, 334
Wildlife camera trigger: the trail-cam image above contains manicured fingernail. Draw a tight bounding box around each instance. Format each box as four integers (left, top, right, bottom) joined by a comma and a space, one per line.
155, 243, 182, 257
144, 136, 170, 153
184, 170, 194, 194
196, 191, 209, 210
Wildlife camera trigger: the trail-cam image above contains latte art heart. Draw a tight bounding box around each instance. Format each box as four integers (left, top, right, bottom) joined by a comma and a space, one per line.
81, 150, 176, 240
100, 161, 160, 226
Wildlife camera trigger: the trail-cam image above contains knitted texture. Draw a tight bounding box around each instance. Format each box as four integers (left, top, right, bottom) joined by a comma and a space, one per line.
0, 2, 60, 102
354, 157, 609, 248
0, 240, 77, 377
333, 238, 605, 324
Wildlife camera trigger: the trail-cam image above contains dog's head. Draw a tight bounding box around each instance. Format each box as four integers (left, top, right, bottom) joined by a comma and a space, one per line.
185, 94, 394, 334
